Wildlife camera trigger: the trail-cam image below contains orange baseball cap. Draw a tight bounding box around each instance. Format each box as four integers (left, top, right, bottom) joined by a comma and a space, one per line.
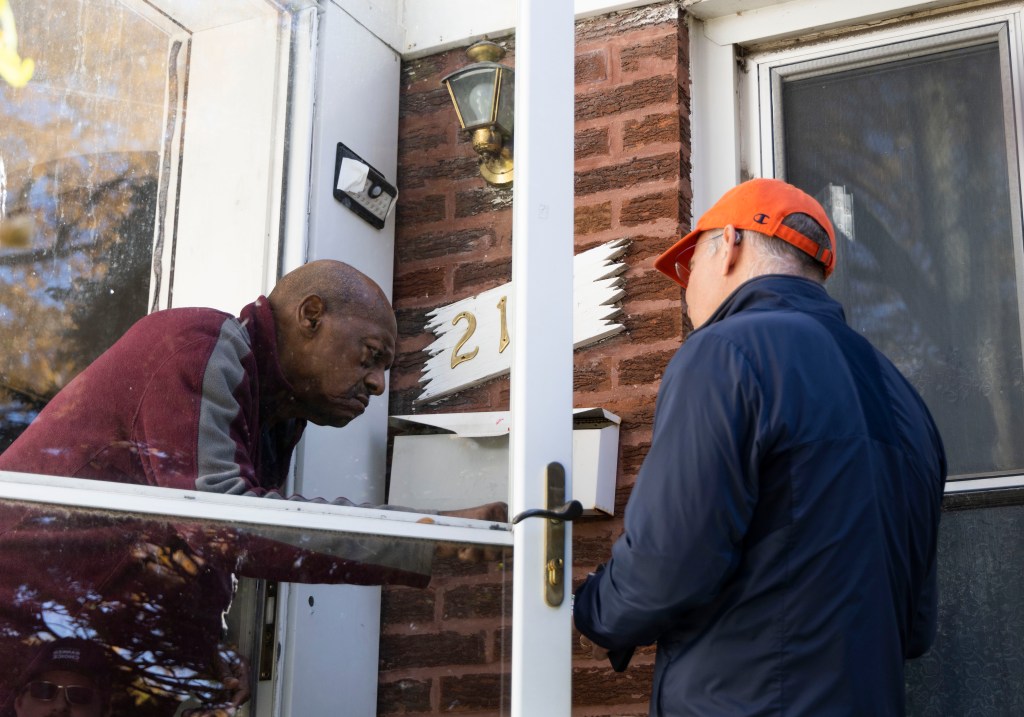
654, 178, 836, 288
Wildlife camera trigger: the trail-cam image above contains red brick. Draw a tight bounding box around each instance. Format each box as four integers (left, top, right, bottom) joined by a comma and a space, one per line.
574, 357, 613, 393
576, 74, 677, 122
431, 551, 499, 578
572, 663, 654, 705
623, 307, 683, 343
398, 121, 450, 157
378, 677, 433, 714
452, 258, 512, 294
393, 306, 431, 337
575, 202, 613, 235
400, 87, 454, 119
573, 531, 616, 567
623, 113, 680, 149
621, 190, 679, 226
623, 234, 681, 263
395, 227, 493, 264
444, 583, 511, 619
620, 34, 677, 73
576, 126, 610, 159
575, 153, 678, 196
379, 631, 486, 671
391, 348, 428, 376
439, 672, 508, 712
399, 156, 480, 190
396, 194, 446, 226
381, 585, 436, 625
625, 268, 683, 303
393, 266, 447, 300
455, 186, 514, 218
618, 349, 675, 385
576, 50, 608, 84
619, 441, 650, 477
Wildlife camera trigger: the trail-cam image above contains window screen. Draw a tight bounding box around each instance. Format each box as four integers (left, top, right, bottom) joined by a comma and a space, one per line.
776, 29, 1024, 479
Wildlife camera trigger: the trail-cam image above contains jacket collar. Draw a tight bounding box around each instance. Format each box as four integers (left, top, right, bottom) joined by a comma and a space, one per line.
700, 274, 846, 330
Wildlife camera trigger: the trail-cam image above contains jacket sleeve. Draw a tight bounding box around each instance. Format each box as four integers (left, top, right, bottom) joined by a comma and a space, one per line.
905, 431, 946, 659
574, 332, 763, 650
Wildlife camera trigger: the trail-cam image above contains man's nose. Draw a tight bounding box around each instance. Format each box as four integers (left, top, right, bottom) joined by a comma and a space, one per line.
365, 368, 386, 396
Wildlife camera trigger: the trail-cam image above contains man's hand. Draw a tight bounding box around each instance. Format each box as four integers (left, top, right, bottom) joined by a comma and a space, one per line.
438, 501, 508, 523
418, 502, 508, 562
575, 627, 611, 661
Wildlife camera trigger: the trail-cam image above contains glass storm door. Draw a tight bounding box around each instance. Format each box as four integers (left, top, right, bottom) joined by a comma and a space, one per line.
0, 0, 576, 714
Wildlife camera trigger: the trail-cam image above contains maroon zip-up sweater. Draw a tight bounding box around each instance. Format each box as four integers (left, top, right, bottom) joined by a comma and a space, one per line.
1, 297, 299, 494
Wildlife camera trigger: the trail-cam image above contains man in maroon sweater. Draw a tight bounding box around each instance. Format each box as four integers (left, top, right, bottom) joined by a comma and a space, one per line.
0, 260, 503, 715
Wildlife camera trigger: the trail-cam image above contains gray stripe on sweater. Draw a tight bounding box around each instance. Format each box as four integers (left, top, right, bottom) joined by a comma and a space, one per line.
196, 317, 253, 495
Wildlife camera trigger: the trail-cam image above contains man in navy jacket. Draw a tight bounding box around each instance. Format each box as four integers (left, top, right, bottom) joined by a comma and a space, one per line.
573, 179, 946, 716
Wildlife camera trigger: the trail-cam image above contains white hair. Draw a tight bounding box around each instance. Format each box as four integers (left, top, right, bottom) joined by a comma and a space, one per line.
705, 229, 825, 283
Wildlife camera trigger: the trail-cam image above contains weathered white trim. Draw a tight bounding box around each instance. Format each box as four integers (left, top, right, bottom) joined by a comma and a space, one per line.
0, 470, 512, 545
695, 0, 979, 46
340, 0, 674, 58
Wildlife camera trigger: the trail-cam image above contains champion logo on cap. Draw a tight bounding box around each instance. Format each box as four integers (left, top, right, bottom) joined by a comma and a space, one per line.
753, 213, 770, 224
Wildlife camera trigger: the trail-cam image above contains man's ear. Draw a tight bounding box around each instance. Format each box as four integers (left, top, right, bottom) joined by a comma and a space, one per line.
721, 224, 742, 276
297, 295, 325, 336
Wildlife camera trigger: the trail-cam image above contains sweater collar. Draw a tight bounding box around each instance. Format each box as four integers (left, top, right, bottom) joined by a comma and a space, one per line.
239, 297, 298, 418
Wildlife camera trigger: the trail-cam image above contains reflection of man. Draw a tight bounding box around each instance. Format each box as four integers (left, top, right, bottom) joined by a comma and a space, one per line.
13, 638, 112, 717
573, 179, 947, 715
0, 259, 498, 523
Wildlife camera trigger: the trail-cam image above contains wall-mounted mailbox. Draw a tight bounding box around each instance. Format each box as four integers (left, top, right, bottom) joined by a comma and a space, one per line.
388, 408, 620, 516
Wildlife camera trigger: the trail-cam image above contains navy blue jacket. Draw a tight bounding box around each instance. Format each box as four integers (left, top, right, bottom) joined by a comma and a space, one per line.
574, 275, 946, 716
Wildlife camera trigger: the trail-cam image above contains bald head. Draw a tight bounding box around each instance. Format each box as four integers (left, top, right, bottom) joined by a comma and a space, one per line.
269, 260, 394, 328
269, 261, 397, 427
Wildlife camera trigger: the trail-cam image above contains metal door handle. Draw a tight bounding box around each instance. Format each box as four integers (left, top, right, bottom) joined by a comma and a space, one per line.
511, 500, 583, 524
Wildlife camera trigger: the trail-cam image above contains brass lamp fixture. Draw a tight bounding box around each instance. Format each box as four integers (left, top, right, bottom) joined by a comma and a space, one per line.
441, 41, 514, 185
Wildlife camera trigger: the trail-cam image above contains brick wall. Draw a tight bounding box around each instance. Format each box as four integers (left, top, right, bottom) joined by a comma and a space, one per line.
382, 3, 691, 714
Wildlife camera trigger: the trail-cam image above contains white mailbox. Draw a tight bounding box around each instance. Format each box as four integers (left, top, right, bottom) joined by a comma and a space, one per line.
388, 408, 620, 516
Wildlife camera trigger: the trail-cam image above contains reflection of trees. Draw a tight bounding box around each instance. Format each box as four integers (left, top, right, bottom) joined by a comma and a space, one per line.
0, 152, 155, 452
783, 43, 1020, 476
0, 505, 242, 717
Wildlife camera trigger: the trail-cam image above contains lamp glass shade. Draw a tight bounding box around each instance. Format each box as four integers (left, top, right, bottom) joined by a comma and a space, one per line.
496, 68, 514, 136
443, 62, 514, 136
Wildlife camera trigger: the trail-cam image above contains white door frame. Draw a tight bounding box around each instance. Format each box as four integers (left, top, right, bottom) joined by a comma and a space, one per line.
509, 0, 576, 715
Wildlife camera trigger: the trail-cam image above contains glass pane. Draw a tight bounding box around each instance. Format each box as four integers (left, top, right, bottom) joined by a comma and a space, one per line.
0, 0, 170, 451
780, 40, 1023, 478
906, 499, 1024, 714
446, 66, 500, 129
0, 497, 510, 716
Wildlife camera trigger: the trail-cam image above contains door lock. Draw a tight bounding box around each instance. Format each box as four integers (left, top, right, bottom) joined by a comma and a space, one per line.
512, 462, 581, 607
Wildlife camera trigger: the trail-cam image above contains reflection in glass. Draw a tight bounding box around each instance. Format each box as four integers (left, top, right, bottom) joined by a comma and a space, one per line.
781, 39, 1024, 478
0, 0, 169, 451
0, 498, 510, 717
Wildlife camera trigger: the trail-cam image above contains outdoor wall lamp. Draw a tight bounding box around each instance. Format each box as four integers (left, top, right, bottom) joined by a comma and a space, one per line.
441, 41, 514, 186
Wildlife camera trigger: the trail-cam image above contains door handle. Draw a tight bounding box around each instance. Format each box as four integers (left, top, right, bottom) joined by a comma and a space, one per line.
511, 462, 579, 606
511, 500, 583, 524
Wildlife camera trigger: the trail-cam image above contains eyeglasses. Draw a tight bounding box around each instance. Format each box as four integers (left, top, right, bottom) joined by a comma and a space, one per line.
673, 230, 726, 286
24, 680, 99, 706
